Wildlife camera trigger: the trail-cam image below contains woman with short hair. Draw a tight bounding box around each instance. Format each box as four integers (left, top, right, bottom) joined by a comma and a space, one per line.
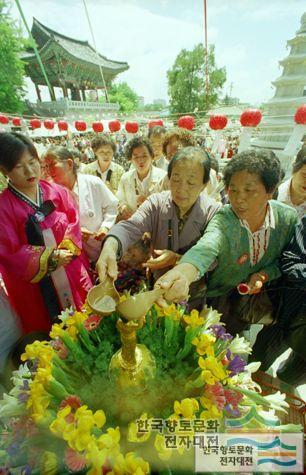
116, 136, 166, 220
154, 149, 299, 335
97, 147, 221, 307
45, 146, 118, 264
81, 133, 125, 194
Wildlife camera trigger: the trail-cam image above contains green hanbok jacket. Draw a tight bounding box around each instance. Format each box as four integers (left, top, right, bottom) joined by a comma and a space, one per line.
180, 200, 299, 297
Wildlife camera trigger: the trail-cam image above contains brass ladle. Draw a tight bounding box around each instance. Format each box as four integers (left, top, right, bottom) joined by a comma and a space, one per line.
116, 288, 164, 321
87, 276, 120, 315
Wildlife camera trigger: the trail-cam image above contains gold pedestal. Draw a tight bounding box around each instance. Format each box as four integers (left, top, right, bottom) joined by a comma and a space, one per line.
109, 317, 156, 388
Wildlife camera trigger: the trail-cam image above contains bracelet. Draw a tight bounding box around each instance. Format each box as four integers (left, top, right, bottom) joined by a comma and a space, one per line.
47, 250, 60, 274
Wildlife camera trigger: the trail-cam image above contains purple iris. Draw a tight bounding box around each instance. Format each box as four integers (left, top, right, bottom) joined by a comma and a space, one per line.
211, 325, 233, 341
18, 379, 30, 403
225, 403, 241, 417
227, 355, 246, 376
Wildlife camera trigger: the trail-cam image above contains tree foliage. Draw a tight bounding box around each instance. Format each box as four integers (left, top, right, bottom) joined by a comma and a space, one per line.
167, 43, 226, 114
0, 0, 26, 113
108, 82, 139, 113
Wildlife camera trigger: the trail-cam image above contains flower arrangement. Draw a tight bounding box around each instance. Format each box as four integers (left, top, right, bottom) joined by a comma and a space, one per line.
0, 302, 301, 474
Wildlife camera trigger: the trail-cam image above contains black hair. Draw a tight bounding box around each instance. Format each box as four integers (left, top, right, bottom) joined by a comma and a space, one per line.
148, 125, 166, 139
91, 133, 116, 153
125, 136, 154, 160
44, 146, 79, 174
223, 149, 281, 193
293, 146, 306, 174
167, 146, 211, 185
0, 132, 39, 172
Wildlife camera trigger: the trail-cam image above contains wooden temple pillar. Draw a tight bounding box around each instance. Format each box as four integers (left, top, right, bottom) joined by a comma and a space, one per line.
80, 87, 86, 102
62, 84, 68, 98
35, 84, 42, 102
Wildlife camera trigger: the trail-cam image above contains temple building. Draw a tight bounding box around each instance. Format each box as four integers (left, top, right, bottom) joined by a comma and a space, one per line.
253, 12, 306, 151
22, 18, 129, 117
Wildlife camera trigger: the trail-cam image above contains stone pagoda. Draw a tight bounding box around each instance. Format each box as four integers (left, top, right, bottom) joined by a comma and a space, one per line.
253, 12, 306, 151
22, 18, 129, 118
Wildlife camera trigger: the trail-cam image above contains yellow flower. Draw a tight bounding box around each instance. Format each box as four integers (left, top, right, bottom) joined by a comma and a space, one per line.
183, 309, 205, 328
200, 396, 223, 420
111, 452, 150, 475
163, 303, 182, 321
21, 340, 54, 368
27, 380, 50, 422
124, 452, 150, 474
98, 427, 120, 454
192, 333, 216, 356
40, 451, 58, 475
154, 434, 172, 461
174, 398, 199, 419
198, 356, 228, 384
85, 442, 108, 470
128, 413, 151, 443
49, 323, 65, 339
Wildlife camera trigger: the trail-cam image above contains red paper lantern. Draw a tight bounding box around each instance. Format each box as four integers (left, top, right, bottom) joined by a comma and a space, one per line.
125, 121, 139, 134
209, 115, 228, 130
0, 115, 9, 125
12, 117, 21, 127
92, 122, 104, 133
148, 119, 164, 128
75, 121, 87, 132
108, 120, 121, 133
294, 104, 306, 125
240, 109, 262, 127
177, 115, 195, 130
30, 119, 41, 129
44, 119, 55, 130
58, 120, 68, 131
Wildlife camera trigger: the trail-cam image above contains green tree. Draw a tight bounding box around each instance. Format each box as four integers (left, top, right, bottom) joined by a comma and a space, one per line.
107, 82, 139, 113
0, 0, 26, 113
167, 43, 226, 114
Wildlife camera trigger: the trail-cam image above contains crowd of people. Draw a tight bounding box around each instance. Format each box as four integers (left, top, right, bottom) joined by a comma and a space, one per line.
0, 125, 305, 391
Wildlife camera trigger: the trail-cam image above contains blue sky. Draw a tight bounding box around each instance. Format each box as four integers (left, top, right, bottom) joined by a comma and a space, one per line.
10, 0, 306, 106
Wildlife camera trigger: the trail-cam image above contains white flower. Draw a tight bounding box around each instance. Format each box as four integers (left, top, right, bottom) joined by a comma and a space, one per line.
199, 306, 223, 330
58, 306, 74, 322
263, 391, 289, 413
245, 361, 261, 373
0, 393, 25, 418
229, 335, 252, 355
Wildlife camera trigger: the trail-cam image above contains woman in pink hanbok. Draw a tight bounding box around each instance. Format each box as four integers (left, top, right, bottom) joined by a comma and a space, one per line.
0, 133, 92, 335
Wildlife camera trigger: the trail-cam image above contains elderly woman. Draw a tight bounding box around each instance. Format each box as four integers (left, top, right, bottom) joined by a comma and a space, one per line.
97, 147, 221, 306
45, 146, 118, 264
277, 146, 306, 218
154, 150, 299, 335
116, 136, 166, 220
163, 127, 196, 161
81, 134, 125, 194
148, 125, 168, 171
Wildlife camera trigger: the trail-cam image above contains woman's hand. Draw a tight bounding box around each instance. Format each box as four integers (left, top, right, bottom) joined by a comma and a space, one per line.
94, 227, 109, 241
136, 195, 147, 207
57, 249, 74, 268
246, 272, 268, 295
154, 263, 199, 306
144, 249, 179, 271
81, 227, 94, 242
118, 205, 133, 221
96, 237, 119, 282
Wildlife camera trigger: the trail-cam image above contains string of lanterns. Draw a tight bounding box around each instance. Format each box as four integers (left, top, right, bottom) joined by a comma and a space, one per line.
0, 106, 305, 134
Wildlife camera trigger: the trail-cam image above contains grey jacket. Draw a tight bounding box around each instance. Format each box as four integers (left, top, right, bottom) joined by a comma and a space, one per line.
108, 191, 221, 258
